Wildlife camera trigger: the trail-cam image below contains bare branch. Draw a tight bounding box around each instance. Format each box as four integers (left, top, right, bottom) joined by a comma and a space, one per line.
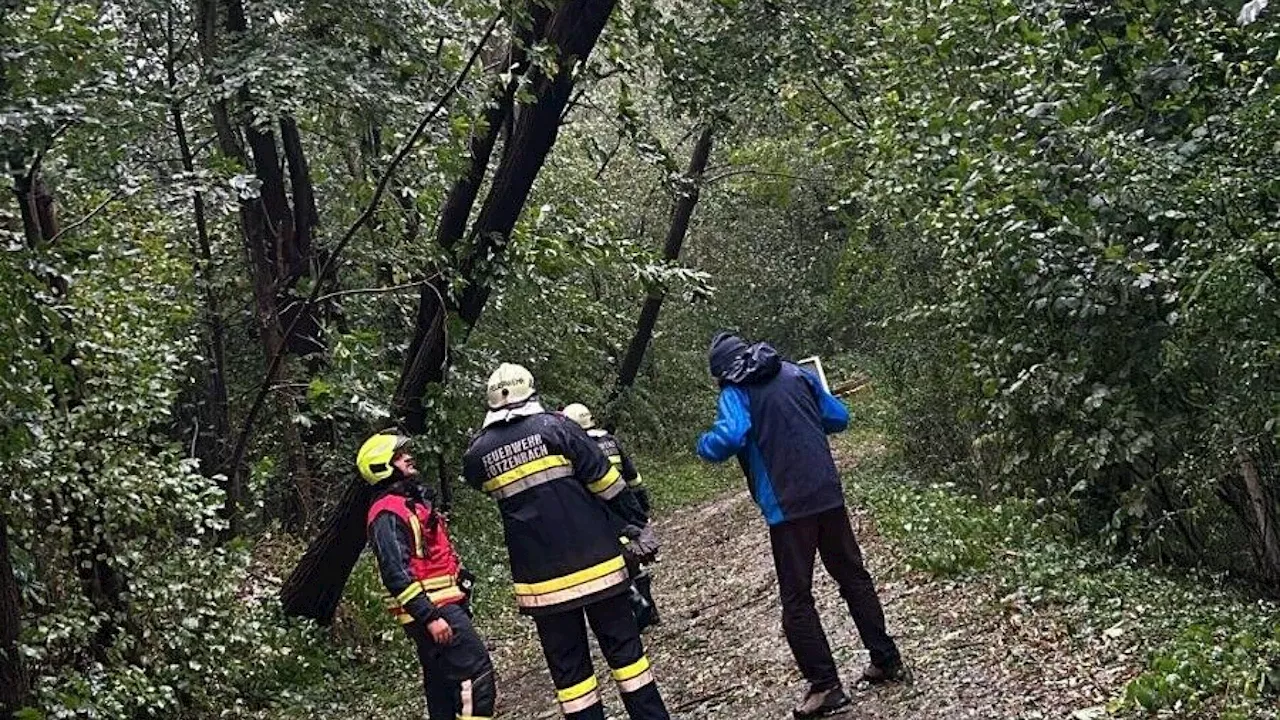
46, 188, 128, 244
807, 77, 866, 129
313, 277, 437, 304
703, 168, 832, 185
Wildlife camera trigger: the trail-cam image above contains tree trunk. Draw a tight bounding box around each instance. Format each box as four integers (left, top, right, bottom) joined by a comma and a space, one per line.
0, 514, 30, 718
168, 34, 232, 489
394, 17, 546, 432
283, 0, 618, 622
455, 0, 619, 325
1235, 444, 1280, 593
607, 124, 714, 407
279, 478, 372, 622
11, 150, 130, 659
281, 116, 318, 274
209, 0, 323, 531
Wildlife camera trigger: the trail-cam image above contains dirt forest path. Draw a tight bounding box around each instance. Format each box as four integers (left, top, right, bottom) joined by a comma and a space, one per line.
484, 448, 1140, 720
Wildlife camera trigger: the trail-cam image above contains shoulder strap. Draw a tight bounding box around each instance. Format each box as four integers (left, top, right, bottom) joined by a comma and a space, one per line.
367, 494, 430, 557
367, 494, 411, 526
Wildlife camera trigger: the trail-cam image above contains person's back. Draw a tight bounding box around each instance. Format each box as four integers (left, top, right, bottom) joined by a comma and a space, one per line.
698, 335, 848, 526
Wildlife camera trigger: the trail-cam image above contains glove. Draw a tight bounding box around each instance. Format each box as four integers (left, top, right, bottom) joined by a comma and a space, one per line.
621, 524, 660, 563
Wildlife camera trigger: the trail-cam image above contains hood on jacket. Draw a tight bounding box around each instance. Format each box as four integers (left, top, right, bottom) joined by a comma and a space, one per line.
708, 332, 782, 386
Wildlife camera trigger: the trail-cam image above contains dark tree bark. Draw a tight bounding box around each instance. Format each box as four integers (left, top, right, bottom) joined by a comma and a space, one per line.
607, 124, 715, 408
278, 478, 372, 623
0, 514, 29, 718
281, 115, 318, 274
284, 0, 617, 622
10, 149, 129, 662
167, 11, 232, 491
199, 0, 325, 532
394, 8, 549, 432
1230, 444, 1280, 594
455, 0, 618, 326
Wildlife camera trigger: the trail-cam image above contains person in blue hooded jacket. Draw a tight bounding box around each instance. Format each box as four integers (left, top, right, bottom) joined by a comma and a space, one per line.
696, 332, 906, 719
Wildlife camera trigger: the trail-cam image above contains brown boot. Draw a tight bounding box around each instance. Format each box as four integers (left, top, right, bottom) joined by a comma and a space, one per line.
861, 660, 913, 685
792, 685, 850, 719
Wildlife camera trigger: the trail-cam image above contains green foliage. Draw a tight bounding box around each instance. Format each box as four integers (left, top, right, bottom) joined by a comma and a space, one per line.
1123, 620, 1280, 716
844, 433, 1280, 717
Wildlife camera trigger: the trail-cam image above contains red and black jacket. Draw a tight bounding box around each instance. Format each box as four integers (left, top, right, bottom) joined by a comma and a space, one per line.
366, 484, 465, 625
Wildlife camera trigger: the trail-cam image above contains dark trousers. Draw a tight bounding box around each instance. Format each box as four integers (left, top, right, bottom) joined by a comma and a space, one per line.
769, 506, 900, 690
533, 592, 669, 720
409, 603, 496, 720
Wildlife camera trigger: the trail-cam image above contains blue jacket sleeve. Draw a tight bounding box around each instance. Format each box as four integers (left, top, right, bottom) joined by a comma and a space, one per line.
802, 371, 849, 434
697, 386, 752, 462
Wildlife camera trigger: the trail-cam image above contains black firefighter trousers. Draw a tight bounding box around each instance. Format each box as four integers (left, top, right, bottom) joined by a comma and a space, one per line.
409, 603, 496, 720
533, 592, 669, 720
768, 506, 901, 691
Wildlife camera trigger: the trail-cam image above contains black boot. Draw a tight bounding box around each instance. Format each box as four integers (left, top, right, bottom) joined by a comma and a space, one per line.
792, 685, 850, 719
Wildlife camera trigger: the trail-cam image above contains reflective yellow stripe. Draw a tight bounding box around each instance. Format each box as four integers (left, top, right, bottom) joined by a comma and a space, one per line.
608, 455, 622, 466
395, 573, 455, 606
629, 473, 643, 486
611, 656, 650, 682
515, 556, 626, 596
561, 690, 600, 714
420, 574, 456, 591
394, 611, 414, 625
617, 669, 654, 693
515, 568, 630, 609
427, 586, 466, 605
396, 583, 424, 605
556, 675, 598, 702
482, 455, 570, 492
587, 466, 622, 494
407, 513, 426, 557
489, 465, 573, 499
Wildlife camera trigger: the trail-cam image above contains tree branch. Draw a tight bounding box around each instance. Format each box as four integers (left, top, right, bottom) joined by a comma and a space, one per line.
703, 168, 831, 185
46, 188, 128, 244
313, 277, 437, 304
807, 77, 864, 129
223, 16, 500, 509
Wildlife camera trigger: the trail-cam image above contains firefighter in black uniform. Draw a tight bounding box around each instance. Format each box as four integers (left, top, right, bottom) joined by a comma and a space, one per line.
462, 364, 669, 720
359, 432, 496, 720
561, 403, 660, 630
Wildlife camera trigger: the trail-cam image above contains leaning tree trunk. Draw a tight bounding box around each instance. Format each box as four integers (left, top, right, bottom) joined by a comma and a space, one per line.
1234, 444, 1280, 593
277, 478, 372, 623
454, 0, 619, 324
607, 123, 715, 409
0, 514, 30, 718
394, 9, 547, 433
282, 0, 618, 623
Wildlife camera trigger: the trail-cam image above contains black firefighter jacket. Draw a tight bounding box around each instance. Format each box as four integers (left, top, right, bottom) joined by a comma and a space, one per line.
462, 410, 647, 616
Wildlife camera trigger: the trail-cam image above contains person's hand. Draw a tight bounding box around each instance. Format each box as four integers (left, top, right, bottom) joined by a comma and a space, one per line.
621, 524, 660, 563
427, 617, 453, 645
635, 524, 660, 558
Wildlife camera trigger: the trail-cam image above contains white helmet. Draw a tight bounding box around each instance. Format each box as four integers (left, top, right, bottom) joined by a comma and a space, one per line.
486, 363, 536, 410
562, 403, 595, 429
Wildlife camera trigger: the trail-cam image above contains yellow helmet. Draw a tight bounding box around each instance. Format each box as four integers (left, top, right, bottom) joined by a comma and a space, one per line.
356, 432, 409, 484
486, 363, 535, 410
562, 403, 595, 429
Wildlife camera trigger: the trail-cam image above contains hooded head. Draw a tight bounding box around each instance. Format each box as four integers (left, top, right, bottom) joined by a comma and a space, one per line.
708, 332, 781, 386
